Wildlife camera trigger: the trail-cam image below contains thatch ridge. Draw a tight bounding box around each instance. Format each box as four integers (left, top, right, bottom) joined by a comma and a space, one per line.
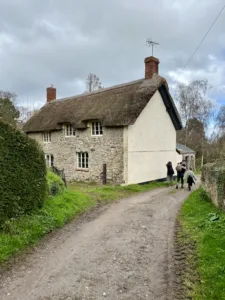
23, 74, 181, 133
56, 79, 144, 102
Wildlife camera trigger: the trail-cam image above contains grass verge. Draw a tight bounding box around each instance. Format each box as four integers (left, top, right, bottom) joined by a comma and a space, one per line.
0, 181, 166, 264
177, 188, 225, 299
68, 181, 167, 202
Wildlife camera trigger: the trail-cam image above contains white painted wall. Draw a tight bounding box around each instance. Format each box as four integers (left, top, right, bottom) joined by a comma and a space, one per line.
126, 90, 178, 184
176, 152, 183, 165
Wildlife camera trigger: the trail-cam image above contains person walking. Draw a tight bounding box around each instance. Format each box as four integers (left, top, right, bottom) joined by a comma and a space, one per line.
176, 161, 186, 189
185, 168, 197, 191
166, 161, 174, 183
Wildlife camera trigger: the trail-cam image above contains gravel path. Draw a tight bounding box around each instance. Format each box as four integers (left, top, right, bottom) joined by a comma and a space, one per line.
0, 186, 197, 300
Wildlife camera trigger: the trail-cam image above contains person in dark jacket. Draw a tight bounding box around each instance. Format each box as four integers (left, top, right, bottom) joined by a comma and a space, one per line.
185, 168, 197, 191
176, 161, 186, 189
166, 161, 174, 182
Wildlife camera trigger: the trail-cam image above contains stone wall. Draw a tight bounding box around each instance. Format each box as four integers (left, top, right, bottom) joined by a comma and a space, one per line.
29, 126, 124, 184
202, 162, 225, 209
183, 154, 195, 170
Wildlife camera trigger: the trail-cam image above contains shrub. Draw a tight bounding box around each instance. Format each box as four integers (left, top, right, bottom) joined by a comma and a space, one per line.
0, 121, 47, 224
199, 187, 211, 202
47, 171, 65, 196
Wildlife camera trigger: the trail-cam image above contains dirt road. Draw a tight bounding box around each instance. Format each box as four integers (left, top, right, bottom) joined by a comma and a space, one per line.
0, 186, 196, 300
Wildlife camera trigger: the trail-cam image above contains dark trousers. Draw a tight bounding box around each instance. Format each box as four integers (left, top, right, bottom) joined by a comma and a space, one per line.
187, 176, 195, 190
167, 174, 174, 182
177, 173, 184, 186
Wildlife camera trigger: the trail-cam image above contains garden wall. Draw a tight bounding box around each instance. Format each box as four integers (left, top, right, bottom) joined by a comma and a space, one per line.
201, 162, 225, 209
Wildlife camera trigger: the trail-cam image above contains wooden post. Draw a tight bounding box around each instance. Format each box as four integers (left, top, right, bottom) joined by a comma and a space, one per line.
102, 164, 107, 185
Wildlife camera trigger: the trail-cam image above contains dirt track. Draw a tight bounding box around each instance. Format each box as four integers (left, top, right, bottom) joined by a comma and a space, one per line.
0, 186, 196, 300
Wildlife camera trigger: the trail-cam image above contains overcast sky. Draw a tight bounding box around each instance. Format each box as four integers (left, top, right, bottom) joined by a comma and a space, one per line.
0, 0, 225, 109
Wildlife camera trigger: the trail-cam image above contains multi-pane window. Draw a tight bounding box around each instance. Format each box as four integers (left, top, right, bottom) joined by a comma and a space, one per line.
43, 132, 51, 143
65, 124, 76, 137
77, 152, 89, 169
92, 122, 103, 136
45, 154, 54, 167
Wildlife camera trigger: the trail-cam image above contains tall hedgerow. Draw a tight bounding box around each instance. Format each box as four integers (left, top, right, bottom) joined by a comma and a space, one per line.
0, 121, 47, 224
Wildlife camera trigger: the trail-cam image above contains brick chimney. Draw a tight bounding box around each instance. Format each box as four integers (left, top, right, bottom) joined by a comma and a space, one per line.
46, 86, 56, 103
144, 56, 160, 79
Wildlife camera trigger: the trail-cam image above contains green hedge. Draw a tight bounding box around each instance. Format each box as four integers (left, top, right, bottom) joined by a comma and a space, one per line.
47, 171, 65, 196
0, 121, 47, 224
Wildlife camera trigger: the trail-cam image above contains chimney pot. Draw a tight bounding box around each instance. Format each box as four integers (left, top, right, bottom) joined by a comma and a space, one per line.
144, 56, 159, 79
46, 86, 56, 103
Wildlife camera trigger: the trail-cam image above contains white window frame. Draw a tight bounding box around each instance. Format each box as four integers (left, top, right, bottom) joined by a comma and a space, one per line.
45, 154, 54, 167
91, 121, 103, 136
65, 124, 76, 137
77, 152, 89, 169
43, 132, 51, 143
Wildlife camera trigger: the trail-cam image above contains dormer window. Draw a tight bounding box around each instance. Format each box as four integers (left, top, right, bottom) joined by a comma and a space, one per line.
65, 124, 76, 137
43, 132, 51, 143
92, 122, 103, 136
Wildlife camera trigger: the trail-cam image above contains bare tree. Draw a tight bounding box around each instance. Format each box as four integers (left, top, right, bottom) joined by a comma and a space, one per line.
215, 105, 225, 134
175, 79, 215, 166
18, 106, 39, 122
86, 73, 103, 92
177, 118, 205, 156
196, 92, 215, 166
207, 105, 225, 161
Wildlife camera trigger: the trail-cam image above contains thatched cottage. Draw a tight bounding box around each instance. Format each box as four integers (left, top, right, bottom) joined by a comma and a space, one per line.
23, 56, 182, 185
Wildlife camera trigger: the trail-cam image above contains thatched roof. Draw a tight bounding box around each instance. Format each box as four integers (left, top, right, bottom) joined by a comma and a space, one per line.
23, 74, 182, 133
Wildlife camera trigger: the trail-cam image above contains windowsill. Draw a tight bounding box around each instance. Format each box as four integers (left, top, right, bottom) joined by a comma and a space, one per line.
65, 136, 76, 138
76, 168, 89, 172
91, 135, 103, 137
43, 142, 51, 144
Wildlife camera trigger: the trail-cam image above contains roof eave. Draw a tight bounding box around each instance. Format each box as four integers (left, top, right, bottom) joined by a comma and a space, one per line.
158, 85, 183, 131
24, 128, 62, 134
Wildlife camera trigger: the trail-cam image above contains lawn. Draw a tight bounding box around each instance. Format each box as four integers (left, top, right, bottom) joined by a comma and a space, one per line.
0, 180, 166, 264
178, 188, 225, 299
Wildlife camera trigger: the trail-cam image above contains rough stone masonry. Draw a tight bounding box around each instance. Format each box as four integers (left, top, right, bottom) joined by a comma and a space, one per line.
29, 125, 124, 184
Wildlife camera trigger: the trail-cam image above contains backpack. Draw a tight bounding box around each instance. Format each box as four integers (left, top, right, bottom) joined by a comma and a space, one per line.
176, 164, 182, 172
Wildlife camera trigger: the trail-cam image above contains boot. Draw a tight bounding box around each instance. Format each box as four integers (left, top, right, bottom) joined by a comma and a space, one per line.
181, 185, 184, 188
176, 185, 178, 189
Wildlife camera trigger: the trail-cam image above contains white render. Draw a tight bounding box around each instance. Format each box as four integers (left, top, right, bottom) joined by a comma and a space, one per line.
125, 90, 177, 185
176, 152, 182, 165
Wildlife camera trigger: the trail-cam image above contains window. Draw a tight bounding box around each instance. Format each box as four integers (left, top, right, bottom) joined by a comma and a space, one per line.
65, 124, 76, 137
77, 152, 89, 169
43, 132, 51, 143
45, 154, 54, 167
92, 122, 103, 136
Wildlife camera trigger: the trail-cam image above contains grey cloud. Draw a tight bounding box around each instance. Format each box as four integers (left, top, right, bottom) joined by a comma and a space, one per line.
0, 0, 225, 107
